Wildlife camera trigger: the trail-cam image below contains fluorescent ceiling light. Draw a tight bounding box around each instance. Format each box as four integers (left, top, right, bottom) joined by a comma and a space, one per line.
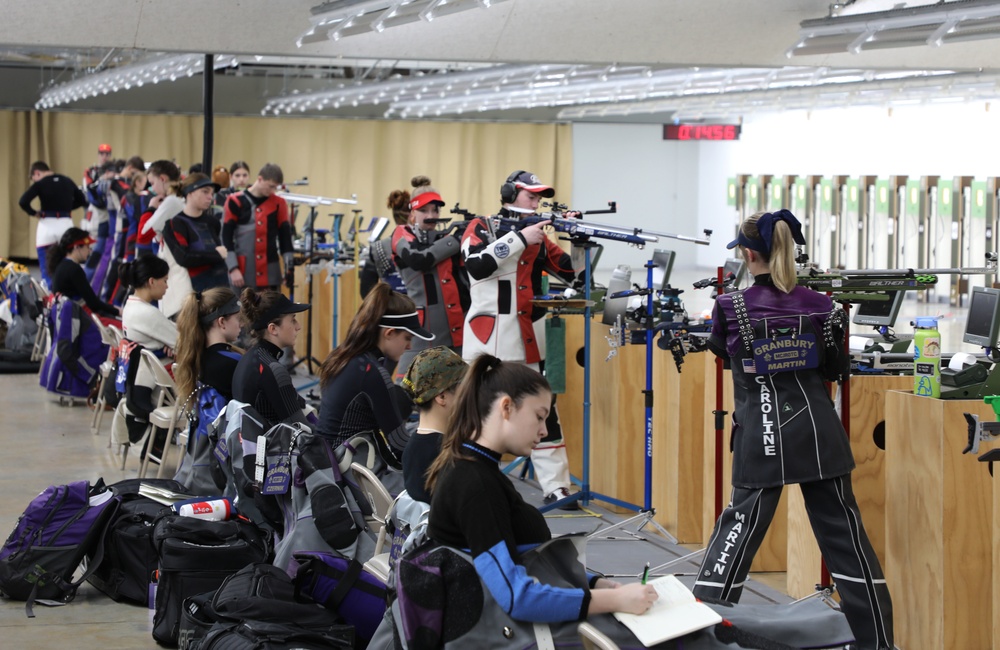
298, 0, 507, 45
262, 63, 958, 119
556, 71, 1000, 121
35, 53, 239, 110
788, 0, 1000, 56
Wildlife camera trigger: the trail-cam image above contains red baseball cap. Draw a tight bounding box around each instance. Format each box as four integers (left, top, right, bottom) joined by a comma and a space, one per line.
98, 143, 112, 153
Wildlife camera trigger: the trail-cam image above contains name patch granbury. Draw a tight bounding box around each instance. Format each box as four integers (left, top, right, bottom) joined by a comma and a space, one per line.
751, 333, 819, 374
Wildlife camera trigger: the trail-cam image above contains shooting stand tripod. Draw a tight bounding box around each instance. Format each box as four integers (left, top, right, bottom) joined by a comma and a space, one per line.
290, 203, 324, 374
584, 261, 682, 555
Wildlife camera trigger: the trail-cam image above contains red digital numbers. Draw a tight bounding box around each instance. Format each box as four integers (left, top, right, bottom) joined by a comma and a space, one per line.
663, 124, 741, 141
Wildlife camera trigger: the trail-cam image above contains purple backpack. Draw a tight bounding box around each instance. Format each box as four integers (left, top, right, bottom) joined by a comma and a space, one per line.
0, 480, 120, 616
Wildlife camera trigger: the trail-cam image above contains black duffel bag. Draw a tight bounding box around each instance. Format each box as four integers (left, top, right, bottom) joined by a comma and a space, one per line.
192, 620, 354, 649
87, 478, 191, 605
151, 514, 271, 647
178, 563, 353, 650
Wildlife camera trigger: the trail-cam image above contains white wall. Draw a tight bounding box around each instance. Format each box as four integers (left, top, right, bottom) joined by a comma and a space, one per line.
575, 103, 1000, 273
571, 122, 702, 285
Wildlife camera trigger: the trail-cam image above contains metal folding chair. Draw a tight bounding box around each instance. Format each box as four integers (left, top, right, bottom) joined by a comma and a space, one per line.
350, 461, 395, 582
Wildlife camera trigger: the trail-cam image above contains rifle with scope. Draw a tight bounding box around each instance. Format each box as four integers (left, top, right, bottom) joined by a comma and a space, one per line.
421, 203, 479, 230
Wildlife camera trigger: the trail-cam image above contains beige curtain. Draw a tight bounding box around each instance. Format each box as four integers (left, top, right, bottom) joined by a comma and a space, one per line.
2, 110, 571, 364
0, 109, 572, 259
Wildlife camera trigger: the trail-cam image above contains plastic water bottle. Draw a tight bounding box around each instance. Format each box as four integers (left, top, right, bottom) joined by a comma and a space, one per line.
174, 497, 233, 522
913, 316, 941, 398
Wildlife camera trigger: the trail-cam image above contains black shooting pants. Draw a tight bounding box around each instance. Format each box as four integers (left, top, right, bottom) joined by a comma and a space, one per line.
692, 475, 894, 650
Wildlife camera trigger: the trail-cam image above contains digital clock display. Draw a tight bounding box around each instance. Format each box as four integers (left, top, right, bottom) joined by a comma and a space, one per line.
664, 124, 741, 141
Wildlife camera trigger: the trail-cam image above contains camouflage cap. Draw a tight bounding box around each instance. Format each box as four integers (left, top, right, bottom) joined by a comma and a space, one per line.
402, 346, 468, 404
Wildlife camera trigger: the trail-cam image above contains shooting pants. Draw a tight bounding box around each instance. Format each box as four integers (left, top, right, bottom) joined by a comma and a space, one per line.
693, 475, 893, 650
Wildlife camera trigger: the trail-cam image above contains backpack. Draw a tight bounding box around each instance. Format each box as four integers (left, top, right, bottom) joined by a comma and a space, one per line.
173, 384, 229, 496
151, 514, 271, 646
252, 423, 375, 574
291, 551, 388, 644
192, 620, 354, 650
178, 563, 353, 650
39, 296, 107, 398
0, 479, 120, 617
86, 478, 191, 605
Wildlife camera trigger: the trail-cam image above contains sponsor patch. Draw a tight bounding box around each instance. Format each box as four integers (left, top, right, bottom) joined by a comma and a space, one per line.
495, 242, 510, 259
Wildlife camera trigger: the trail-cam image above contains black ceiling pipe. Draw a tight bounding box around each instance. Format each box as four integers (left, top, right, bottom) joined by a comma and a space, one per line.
203, 53, 214, 173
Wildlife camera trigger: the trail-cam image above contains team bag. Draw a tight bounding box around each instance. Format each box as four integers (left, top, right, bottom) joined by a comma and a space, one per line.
151, 514, 271, 647
86, 477, 191, 606
177, 562, 353, 650
0, 479, 120, 616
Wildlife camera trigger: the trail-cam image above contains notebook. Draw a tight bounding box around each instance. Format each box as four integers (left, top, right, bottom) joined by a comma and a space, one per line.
613, 575, 723, 646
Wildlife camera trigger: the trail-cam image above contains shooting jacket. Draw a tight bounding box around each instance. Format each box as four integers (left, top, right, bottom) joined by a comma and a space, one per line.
222, 191, 294, 289
709, 275, 853, 488
461, 210, 578, 364
391, 224, 469, 350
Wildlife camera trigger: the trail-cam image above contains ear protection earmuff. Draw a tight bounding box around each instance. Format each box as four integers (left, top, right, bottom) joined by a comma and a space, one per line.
500, 170, 526, 205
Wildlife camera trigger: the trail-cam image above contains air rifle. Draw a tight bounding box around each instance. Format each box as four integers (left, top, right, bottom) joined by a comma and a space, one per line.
497, 203, 712, 248
421, 203, 481, 234
796, 268, 938, 297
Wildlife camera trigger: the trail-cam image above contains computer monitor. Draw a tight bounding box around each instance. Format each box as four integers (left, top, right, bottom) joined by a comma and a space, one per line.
369, 217, 390, 241
601, 264, 632, 326
649, 249, 676, 290
963, 286, 1000, 348
852, 291, 905, 328
723, 258, 746, 287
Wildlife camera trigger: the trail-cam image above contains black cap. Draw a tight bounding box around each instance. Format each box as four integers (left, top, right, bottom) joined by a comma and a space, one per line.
182, 176, 222, 197
252, 294, 310, 330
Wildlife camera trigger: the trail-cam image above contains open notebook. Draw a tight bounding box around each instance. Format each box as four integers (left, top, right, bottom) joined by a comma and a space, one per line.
613, 575, 723, 646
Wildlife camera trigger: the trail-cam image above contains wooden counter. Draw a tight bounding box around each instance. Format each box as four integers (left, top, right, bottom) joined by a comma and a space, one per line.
885, 390, 994, 650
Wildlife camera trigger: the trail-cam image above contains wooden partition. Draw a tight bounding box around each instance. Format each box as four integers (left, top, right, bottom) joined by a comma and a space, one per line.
885, 391, 995, 650
784, 374, 911, 598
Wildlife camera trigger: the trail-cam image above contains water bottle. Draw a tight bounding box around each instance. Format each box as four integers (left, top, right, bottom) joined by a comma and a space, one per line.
174, 497, 233, 522
913, 316, 941, 398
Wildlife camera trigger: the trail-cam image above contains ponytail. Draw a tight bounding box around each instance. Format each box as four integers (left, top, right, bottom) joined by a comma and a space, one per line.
118, 253, 169, 291
175, 287, 239, 401
387, 189, 411, 226
47, 227, 90, 278
318, 282, 416, 386
147, 159, 182, 197
424, 355, 549, 493
741, 212, 798, 294
768, 221, 797, 293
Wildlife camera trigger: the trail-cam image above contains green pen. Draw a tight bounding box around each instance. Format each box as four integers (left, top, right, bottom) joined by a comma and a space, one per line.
641, 562, 650, 585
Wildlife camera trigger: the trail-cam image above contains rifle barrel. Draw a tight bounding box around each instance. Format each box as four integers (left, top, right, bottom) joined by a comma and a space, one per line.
834, 267, 994, 275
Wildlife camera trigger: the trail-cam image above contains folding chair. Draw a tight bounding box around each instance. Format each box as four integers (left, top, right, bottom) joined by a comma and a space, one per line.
350, 462, 395, 583
30, 281, 52, 363
138, 349, 187, 479
90, 314, 120, 433
578, 622, 620, 650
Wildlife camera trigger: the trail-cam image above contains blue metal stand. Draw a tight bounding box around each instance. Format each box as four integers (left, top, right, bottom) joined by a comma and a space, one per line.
536, 243, 667, 520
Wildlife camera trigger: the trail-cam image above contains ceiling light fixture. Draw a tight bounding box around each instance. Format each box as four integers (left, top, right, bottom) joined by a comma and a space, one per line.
35, 53, 239, 110
788, 0, 1000, 56
556, 71, 1000, 121
298, 0, 508, 45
